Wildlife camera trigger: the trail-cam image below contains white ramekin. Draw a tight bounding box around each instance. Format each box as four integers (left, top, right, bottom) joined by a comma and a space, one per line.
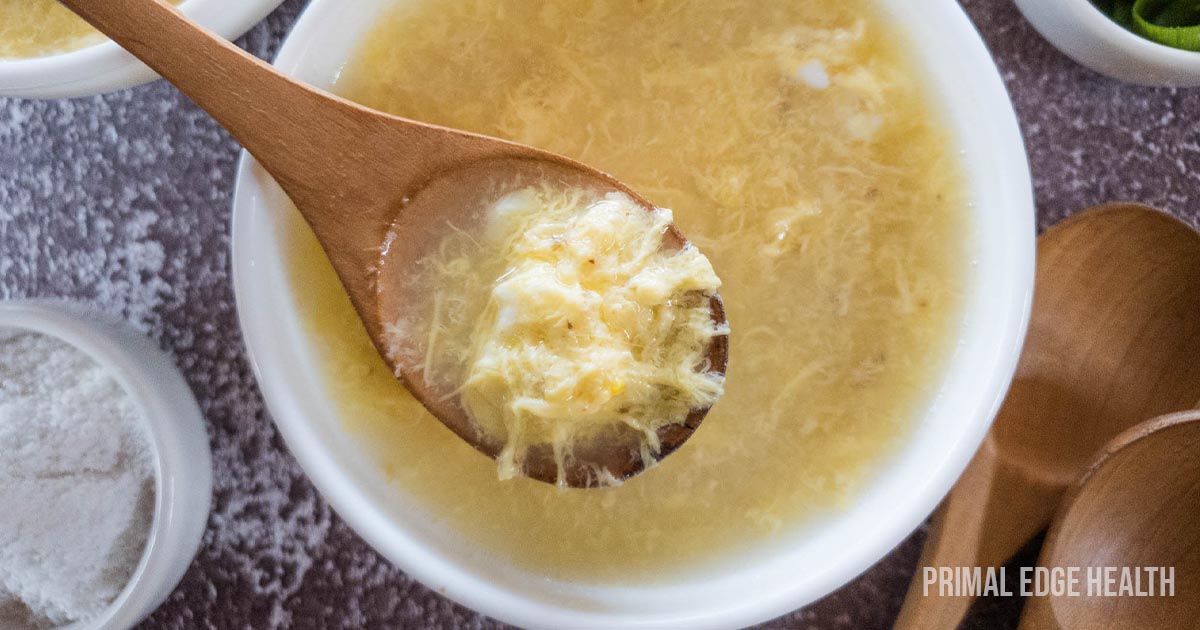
230, 1, 1035, 628
0, 0, 285, 99
1014, 0, 1200, 87
0, 300, 212, 630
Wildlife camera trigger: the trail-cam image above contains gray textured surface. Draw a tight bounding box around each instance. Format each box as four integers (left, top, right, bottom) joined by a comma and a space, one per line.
0, 0, 1197, 628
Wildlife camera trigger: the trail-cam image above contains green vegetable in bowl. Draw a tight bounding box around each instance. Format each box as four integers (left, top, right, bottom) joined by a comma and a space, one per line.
1093, 0, 1200, 51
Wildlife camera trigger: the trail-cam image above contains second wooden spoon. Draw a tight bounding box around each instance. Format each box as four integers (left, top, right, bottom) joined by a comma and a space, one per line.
893, 204, 1200, 629
1019, 408, 1200, 630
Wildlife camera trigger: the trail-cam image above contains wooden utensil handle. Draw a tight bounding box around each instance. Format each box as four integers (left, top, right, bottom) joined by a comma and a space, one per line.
56, 0, 405, 208
892, 437, 1060, 630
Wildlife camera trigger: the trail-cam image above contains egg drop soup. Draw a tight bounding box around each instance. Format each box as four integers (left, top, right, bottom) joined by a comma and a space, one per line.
0, 0, 183, 59
286, 0, 967, 581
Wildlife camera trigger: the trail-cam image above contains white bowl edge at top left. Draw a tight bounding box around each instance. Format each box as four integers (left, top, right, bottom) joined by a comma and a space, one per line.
0, 0, 286, 99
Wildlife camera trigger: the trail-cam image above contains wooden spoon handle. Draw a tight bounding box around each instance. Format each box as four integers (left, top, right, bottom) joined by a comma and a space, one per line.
56, 0, 423, 212
892, 437, 1060, 630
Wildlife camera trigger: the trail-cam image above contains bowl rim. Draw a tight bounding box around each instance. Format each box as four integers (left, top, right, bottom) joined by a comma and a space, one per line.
0, 300, 212, 630
1058, 0, 1200, 63
1013, 0, 1200, 85
230, 0, 1035, 627
0, 0, 285, 99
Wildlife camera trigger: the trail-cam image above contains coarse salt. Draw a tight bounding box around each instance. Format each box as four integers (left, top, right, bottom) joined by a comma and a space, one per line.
0, 330, 154, 629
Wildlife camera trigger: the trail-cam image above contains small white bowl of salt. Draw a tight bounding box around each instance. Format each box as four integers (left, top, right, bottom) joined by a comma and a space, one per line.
0, 300, 211, 630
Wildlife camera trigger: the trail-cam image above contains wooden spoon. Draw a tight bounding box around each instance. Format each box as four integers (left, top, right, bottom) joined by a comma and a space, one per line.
59, 0, 729, 487
1020, 408, 1200, 630
893, 204, 1200, 629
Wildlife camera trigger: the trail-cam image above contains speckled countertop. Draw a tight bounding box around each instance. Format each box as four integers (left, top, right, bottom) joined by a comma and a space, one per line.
1, 1, 1197, 628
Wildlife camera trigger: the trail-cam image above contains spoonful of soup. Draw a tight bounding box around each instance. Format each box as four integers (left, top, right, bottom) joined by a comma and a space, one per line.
58, 0, 729, 487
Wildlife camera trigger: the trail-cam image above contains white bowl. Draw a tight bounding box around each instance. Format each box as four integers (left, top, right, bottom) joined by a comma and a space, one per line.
0, 300, 212, 630
0, 0, 284, 99
1014, 0, 1200, 87
231, 1, 1034, 627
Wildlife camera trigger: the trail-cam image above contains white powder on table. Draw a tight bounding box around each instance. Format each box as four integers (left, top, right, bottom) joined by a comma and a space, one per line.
0, 330, 154, 629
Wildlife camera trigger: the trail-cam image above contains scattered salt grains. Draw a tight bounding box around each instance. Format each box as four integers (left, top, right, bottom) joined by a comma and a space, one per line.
0, 331, 154, 629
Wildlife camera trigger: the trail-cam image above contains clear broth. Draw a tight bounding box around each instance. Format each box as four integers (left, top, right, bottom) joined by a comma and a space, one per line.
286, 0, 967, 581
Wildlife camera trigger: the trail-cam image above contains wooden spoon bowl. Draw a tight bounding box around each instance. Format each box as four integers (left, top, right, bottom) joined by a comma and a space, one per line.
1021, 409, 1200, 630
992, 207, 1200, 486
894, 204, 1200, 629
375, 157, 728, 486
60, 0, 729, 487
